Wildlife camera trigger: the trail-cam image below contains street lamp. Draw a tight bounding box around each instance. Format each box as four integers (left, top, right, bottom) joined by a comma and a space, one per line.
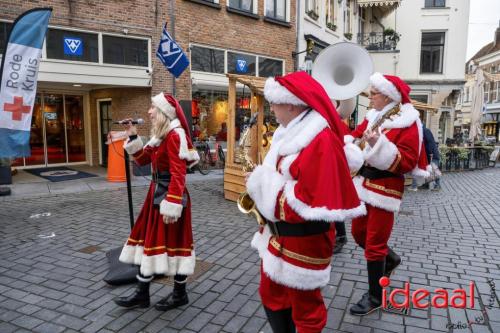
292, 39, 315, 74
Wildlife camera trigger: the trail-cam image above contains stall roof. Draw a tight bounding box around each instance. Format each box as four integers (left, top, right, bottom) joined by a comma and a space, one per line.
227, 74, 267, 95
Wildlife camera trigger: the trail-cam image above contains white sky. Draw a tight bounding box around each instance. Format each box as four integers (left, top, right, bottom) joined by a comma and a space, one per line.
467, 0, 500, 60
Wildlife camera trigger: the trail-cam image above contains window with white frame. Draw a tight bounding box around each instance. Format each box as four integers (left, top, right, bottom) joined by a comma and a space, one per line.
228, 0, 253, 12
103, 35, 148, 67
491, 81, 498, 102
420, 32, 445, 73
46, 28, 98, 63
191, 46, 225, 74
326, 0, 336, 30
465, 87, 470, 102
496, 81, 500, 101
484, 83, 490, 103
266, 0, 287, 21
345, 0, 352, 34
306, 0, 319, 18
425, 0, 445, 8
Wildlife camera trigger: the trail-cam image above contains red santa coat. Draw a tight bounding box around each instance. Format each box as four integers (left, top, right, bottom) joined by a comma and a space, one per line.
119, 119, 198, 277
344, 103, 430, 213
247, 110, 366, 290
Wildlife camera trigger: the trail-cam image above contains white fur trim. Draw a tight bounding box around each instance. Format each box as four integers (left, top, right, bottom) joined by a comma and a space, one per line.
344, 142, 364, 174
370, 72, 401, 103
411, 165, 431, 178
264, 77, 307, 106
279, 111, 329, 156
283, 181, 366, 222
251, 225, 331, 290
123, 137, 144, 155
246, 165, 286, 222
279, 153, 299, 180
353, 176, 401, 212
174, 127, 200, 167
136, 274, 153, 282
120, 244, 195, 276
152, 93, 176, 120
363, 134, 399, 171
160, 199, 183, 220
344, 135, 355, 144
381, 103, 420, 130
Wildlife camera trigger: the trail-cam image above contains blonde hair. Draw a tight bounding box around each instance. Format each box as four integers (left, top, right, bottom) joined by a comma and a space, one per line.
150, 107, 171, 140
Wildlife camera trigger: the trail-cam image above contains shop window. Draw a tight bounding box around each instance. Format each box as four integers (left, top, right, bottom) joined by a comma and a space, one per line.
425, 0, 445, 8
46, 28, 98, 63
191, 46, 225, 74
0, 22, 12, 55
103, 35, 148, 67
228, 0, 253, 12
227, 52, 256, 76
410, 94, 429, 104
266, 0, 286, 21
420, 32, 445, 74
258, 57, 283, 77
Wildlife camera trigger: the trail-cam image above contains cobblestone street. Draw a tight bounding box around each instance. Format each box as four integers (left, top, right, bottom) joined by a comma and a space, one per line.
1, 168, 499, 333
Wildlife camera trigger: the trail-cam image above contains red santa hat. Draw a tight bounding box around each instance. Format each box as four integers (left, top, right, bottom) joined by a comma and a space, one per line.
369, 72, 412, 105
264, 71, 348, 140
151, 93, 198, 164
369, 73, 431, 178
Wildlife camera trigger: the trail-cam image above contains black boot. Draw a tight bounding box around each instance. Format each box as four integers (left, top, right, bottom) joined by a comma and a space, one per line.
155, 275, 189, 311
350, 261, 385, 316
333, 222, 347, 254
333, 236, 348, 254
114, 274, 151, 308
384, 248, 401, 277
264, 306, 296, 333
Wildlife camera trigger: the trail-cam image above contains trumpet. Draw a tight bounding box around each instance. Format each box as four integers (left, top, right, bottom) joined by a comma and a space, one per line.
235, 113, 266, 225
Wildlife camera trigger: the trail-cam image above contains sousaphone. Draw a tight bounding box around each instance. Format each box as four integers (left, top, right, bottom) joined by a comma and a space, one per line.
312, 42, 374, 119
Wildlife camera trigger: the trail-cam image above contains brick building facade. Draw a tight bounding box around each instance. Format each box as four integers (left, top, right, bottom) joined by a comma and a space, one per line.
1, 0, 296, 169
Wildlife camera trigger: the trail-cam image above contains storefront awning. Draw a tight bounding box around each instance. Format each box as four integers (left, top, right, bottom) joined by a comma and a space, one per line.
358, 0, 400, 16
357, 0, 400, 8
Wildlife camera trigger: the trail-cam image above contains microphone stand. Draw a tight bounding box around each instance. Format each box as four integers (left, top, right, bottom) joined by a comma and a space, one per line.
103, 142, 138, 285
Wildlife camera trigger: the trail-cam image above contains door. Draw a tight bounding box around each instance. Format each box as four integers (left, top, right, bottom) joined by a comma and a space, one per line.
99, 100, 112, 166
43, 94, 67, 164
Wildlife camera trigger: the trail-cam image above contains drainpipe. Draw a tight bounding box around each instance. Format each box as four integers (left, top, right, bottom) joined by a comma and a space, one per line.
295, 0, 301, 71
170, 0, 176, 96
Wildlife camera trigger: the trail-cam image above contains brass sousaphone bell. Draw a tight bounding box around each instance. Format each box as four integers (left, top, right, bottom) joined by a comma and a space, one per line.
312, 42, 373, 119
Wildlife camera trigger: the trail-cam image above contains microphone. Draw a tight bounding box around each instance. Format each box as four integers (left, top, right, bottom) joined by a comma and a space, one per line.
113, 118, 145, 125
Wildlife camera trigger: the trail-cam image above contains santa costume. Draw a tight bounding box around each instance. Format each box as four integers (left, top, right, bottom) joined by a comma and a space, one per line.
114, 93, 199, 311
343, 73, 430, 316
247, 71, 365, 332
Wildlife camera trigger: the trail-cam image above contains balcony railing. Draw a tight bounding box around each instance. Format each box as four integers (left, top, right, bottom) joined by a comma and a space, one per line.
357, 32, 398, 51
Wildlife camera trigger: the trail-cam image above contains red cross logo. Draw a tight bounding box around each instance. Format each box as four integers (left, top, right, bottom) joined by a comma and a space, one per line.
3, 96, 31, 121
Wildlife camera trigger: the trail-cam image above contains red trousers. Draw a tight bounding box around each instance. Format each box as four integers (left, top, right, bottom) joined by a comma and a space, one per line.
351, 204, 394, 261
259, 268, 326, 333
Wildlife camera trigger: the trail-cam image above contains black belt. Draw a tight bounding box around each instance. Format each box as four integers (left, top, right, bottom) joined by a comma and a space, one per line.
266, 220, 331, 237
359, 165, 399, 180
152, 171, 171, 183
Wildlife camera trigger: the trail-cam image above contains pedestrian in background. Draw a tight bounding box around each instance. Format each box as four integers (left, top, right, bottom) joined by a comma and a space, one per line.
410, 124, 440, 191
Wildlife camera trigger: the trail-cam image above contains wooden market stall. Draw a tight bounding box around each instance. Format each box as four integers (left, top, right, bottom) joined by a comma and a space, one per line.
224, 74, 269, 202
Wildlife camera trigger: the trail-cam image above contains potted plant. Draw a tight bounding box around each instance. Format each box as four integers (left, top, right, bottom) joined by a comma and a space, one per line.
344, 32, 352, 40
306, 10, 319, 20
383, 28, 401, 48
0, 158, 12, 185
326, 22, 337, 31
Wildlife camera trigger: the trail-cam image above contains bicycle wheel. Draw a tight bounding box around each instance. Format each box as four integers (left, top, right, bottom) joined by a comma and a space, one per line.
197, 151, 210, 175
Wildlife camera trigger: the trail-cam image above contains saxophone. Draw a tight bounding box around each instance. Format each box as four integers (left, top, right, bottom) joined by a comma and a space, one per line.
236, 113, 266, 226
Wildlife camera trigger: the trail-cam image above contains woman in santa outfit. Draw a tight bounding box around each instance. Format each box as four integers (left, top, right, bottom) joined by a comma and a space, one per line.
247, 71, 366, 332
114, 93, 199, 311
344, 73, 430, 316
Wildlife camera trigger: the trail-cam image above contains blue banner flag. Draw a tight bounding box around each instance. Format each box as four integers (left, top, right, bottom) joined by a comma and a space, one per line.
156, 23, 189, 78
0, 8, 52, 158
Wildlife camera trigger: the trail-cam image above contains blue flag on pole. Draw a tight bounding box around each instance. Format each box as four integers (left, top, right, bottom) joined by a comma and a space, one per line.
156, 23, 189, 78
0, 8, 52, 158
